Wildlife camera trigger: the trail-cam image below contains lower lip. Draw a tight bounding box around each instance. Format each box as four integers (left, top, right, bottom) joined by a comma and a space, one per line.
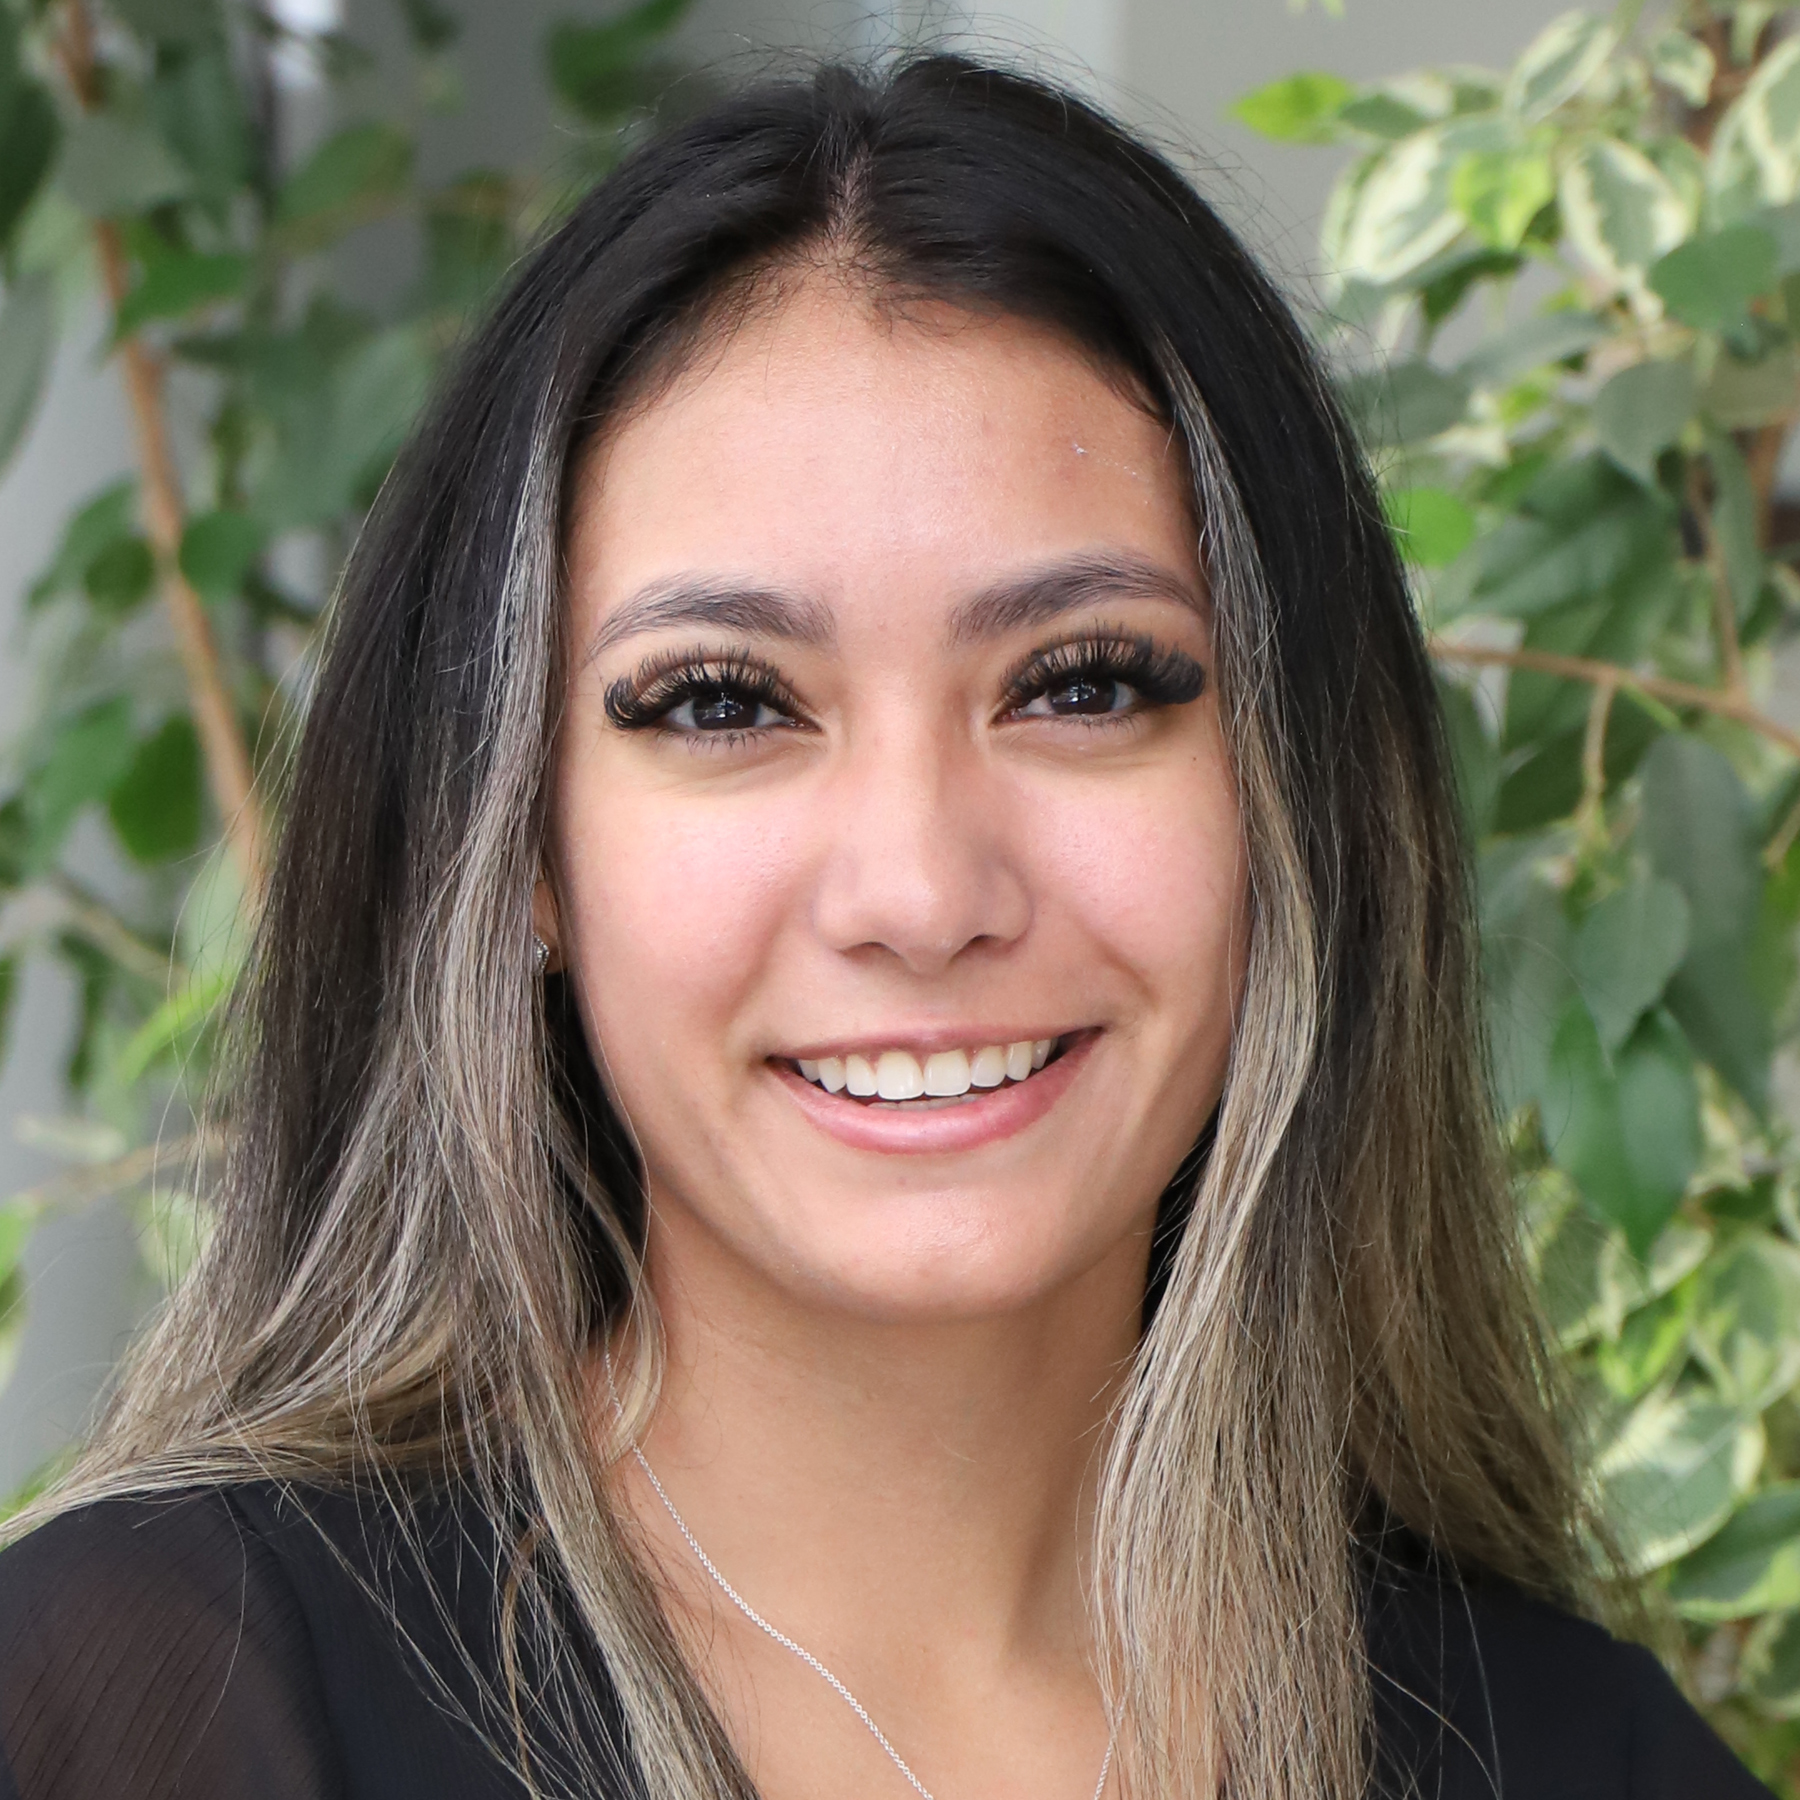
772, 1032, 1097, 1155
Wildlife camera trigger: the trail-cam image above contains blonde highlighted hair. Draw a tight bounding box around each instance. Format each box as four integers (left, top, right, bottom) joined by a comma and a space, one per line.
20, 56, 1590, 1800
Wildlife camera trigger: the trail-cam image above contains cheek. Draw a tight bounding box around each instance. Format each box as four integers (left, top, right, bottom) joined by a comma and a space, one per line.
554, 775, 810, 1056
1014, 755, 1246, 1014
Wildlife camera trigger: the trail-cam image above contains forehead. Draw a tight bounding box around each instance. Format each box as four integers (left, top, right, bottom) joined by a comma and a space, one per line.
565, 279, 1201, 630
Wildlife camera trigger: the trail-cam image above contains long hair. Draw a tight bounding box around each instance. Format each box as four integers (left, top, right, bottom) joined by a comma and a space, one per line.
25, 57, 1589, 1800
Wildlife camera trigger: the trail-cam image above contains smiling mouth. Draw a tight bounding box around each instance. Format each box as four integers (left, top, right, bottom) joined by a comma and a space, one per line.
785, 1035, 1072, 1108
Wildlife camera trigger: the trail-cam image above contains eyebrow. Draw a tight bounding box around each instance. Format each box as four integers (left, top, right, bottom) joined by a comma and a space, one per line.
945, 553, 1206, 645
586, 577, 837, 660
585, 552, 1205, 662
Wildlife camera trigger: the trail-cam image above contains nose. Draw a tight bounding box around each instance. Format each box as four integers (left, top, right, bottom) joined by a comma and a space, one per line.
811, 716, 1031, 977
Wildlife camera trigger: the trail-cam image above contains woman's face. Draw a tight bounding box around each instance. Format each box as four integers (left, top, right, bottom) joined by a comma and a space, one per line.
551, 280, 1248, 1324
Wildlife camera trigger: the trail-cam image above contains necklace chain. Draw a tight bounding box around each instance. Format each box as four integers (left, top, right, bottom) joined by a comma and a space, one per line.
627, 1438, 1114, 1800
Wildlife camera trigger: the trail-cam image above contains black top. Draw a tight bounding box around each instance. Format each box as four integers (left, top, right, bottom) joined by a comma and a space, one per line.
0, 1480, 1771, 1799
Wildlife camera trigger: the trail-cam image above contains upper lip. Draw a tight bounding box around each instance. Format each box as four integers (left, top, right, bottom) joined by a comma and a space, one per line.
773, 1025, 1091, 1062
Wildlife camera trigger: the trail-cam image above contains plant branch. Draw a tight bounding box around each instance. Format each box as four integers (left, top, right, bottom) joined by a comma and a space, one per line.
55, 1, 267, 896
4, 1132, 211, 1219
51, 879, 182, 988
1577, 673, 1618, 840
1429, 640, 1800, 762
1688, 461, 1748, 700
1748, 420, 1791, 548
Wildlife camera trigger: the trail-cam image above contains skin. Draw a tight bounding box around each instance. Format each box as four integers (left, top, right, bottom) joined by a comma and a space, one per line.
543, 274, 1249, 1800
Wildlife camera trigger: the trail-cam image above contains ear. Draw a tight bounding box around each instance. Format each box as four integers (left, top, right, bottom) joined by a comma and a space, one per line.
532, 875, 563, 973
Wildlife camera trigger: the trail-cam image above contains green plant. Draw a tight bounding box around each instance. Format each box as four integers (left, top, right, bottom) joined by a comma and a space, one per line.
1237, 2, 1800, 1785
0, 0, 689, 1440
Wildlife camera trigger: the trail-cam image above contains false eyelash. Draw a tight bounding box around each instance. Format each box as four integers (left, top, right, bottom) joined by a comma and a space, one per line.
603, 648, 808, 733
998, 629, 1207, 717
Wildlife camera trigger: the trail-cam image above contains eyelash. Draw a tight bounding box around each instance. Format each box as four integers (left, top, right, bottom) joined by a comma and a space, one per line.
997, 631, 1207, 723
602, 630, 1207, 746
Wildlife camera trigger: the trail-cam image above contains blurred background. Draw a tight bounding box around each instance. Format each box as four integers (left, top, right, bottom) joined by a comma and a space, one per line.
8, 0, 1800, 1784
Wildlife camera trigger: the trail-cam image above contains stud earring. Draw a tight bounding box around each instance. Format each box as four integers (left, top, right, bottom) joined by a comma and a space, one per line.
533, 936, 551, 976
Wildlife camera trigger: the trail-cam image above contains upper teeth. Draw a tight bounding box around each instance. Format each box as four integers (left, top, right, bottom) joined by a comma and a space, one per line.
796, 1039, 1056, 1100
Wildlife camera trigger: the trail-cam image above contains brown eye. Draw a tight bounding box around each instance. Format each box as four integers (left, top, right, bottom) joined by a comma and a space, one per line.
1017, 676, 1138, 718
670, 687, 785, 732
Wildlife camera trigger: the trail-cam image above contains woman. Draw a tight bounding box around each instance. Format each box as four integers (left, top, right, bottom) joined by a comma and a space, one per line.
0, 56, 1768, 1800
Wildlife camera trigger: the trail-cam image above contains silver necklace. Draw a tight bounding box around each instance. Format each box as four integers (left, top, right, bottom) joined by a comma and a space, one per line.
625, 1434, 1115, 1800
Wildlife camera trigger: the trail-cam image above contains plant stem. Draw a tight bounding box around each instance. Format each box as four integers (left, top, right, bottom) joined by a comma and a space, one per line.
1429, 639, 1800, 760
4, 1132, 210, 1219
52, 879, 182, 989
55, 0, 267, 895
1577, 673, 1618, 840
1688, 461, 1748, 700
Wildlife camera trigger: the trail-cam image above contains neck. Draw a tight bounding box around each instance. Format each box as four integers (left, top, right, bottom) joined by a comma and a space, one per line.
609, 1201, 1148, 1679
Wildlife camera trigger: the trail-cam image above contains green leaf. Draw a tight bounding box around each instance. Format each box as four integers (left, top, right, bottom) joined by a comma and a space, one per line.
1667, 947, 1772, 1114
1505, 11, 1617, 120
1572, 878, 1690, 1051
178, 510, 265, 599
1692, 1234, 1800, 1412
1437, 678, 1498, 833
419, 172, 512, 314
116, 251, 251, 338
29, 482, 137, 608
107, 716, 202, 865
1484, 872, 1576, 1117
1543, 1000, 1692, 1252
27, 699, 137, 865
1451, 150, 1555, 250
1457, 311, 1605, 389
1594, 358, 1695, 482
0, 274, 54, 477
546, 0, 692, 120
1492, 692, 1662, 834
0, 1257, 24, 1391
327, 324, 432, 493
116, 955, 235, 1085
58, 114, 192, 217
1336, 91, 1435, 142
111, 0, 223, 46
1651, 30, 1716, 109
1705, 341, 1799, 428
1716, 36, 1800, 209
1472, 481, 1668, 619
1417, 247, 1524, 325
395, 0, 460, 51
1596, 1387, 1763, 1574
1336, 126, 1471, 286
1384, 486, 1474, 566
1560, 136, 1692, 299
82, 534, 154, 615
1533, 1176, 1630, 1346
0, 957, 16, 1072
1339, 359, 1471, 448
0, 81, 60, 250
1670, 1483, 1800, 1620
1230, 71, 1355, 144
275, 123, 413, 250
1648, 224, 1778, 331
149, 43, 252, 200
1614, 1012, 1701, 1250
1706, 427, 1762, 622
1642, 736, 1771, 1109
1743, 1609, 1800, 1716
1596, 1282, 1697, 1398
1641, 736, 1762, 951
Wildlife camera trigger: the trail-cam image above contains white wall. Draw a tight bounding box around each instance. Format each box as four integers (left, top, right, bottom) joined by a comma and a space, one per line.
0, 0, 1561, 1486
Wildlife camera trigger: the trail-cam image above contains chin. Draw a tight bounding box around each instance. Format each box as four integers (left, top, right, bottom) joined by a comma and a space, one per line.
737, 1187, 1132, 1325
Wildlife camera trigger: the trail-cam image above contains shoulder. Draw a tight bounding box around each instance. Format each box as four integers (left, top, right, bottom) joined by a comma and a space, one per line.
1367, 1554, 1773, 1799
0, 1479, 593, 1800
0, 1486, 343, 1799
